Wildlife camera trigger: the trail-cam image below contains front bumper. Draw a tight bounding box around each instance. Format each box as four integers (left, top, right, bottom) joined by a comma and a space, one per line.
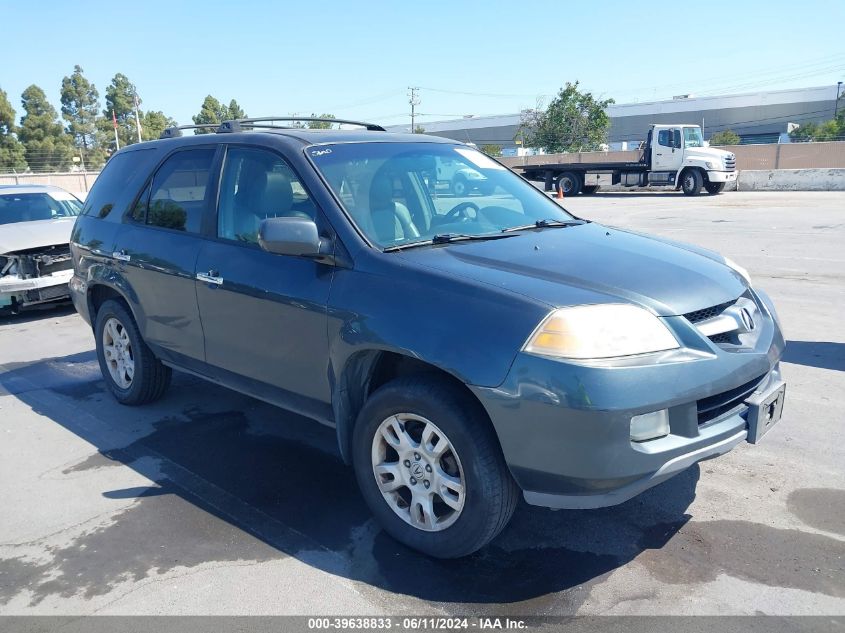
0, 269, 73, 308
707, 170, 738, 183
472, 291, 785, 509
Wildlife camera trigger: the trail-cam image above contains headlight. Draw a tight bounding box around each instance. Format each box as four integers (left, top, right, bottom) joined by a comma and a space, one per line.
724, 256, 751, 284
705, 161, 715, 169
523, 304, 680, 360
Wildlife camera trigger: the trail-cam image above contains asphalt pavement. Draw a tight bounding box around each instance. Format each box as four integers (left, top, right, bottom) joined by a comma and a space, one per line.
0, 191, 842, 616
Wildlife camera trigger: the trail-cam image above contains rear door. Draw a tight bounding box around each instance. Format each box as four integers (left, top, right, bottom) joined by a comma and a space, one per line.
115, 146, 220, 367
194, 145, 334, 418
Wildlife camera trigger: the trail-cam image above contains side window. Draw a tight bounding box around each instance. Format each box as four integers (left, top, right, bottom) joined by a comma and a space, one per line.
83, 149, 155, 219
218, 147, 316, 244
657, 130, 671, 147
672, 129, 681, 149
146, 149, 215, 233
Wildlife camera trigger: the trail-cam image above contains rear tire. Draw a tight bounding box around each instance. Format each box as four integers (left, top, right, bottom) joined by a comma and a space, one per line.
94, 299, 172, 405
581, 185, 600, 195
352, 375, 519, 558
556, 172, 581, 196
681, 169, 703, 196
705, 181, 725, 195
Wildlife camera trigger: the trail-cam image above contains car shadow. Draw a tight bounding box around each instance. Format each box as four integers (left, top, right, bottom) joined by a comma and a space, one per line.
782, 340, 845, 372
0, 302, 75, 326
0, 351, 699, 608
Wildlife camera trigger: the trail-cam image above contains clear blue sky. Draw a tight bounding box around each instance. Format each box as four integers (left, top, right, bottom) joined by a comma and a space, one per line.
2, 0, 843, 130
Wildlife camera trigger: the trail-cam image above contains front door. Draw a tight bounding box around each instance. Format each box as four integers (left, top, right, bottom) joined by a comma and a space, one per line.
115, 146, 219, 366
652, 127, 683, 172
194, 146, 334, 418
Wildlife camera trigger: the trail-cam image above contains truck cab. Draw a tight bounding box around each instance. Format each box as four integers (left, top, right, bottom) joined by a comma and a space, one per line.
644, 124, 737, 194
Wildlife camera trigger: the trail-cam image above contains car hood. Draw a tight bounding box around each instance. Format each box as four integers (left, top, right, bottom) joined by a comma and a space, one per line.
0, 218, 76, 255
396, 222, 746, 315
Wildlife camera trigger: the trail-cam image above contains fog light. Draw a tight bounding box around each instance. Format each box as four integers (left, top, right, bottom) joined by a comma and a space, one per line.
630, 409, 670, 442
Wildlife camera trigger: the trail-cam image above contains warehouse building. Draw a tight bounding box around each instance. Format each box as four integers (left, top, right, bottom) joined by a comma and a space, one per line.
388, 85, 842, 152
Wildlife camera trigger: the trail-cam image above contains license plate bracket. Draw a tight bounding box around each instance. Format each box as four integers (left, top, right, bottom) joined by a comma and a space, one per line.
745, 381, 786, 444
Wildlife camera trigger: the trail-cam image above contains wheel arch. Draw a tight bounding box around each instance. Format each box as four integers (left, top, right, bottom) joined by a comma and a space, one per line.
332, 349, 496, 465
86, 280, 140, 330
675, 165, 705, 190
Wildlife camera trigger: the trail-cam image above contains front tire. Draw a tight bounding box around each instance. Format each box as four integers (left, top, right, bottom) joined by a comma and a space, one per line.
94, 299, 172, 405
705, 181, 725, 195
352, 375, 518, 558
681, 169, 703, 196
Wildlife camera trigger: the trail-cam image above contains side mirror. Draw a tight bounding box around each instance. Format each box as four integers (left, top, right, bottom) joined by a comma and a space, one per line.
258, 216, 322, 257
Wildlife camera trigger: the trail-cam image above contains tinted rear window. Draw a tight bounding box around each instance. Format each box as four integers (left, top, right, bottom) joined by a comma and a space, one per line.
82, 149, 157, 219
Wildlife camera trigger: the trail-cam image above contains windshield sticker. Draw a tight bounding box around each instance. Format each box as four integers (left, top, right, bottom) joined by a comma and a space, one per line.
311, 148, 332, 157
454, 148, 505, 170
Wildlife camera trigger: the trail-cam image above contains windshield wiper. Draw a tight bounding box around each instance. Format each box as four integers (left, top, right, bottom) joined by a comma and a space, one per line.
501, 218, 584, 233
383, 233, 515, 252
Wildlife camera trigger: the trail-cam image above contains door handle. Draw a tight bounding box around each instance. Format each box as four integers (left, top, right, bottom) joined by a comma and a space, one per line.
196, 270, 223, 286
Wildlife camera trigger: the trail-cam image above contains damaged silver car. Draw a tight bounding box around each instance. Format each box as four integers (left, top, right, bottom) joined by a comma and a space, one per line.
0, 185, 82, 313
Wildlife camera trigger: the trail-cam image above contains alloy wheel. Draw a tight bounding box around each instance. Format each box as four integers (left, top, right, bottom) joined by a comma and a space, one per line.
371, 413, 466, 532
102, 317, 134, 389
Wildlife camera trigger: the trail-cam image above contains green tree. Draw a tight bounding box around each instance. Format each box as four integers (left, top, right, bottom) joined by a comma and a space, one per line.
307, 113, 336, 129
60, 65, 107, 169
414, 125, 425, 134
192, 96, 246, 133
192, 95, 228, 133
227, 99, 246, 120
102, 73, 143, 148
709, 129, 741, 146
789, 112, 845, 142
19, 85, 73, 172
141, 110, 177, 141
0, 87, 27, 172
480, 144, 502, 157
518, 81, 614, 153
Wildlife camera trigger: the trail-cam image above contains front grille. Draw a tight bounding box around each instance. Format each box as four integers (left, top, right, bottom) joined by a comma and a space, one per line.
697, 373, 767, 425
724, 156, 736, 170
684, 300, 736, 324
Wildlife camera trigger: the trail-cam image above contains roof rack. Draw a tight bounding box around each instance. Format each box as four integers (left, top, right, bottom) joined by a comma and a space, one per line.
218, 117, 386, 133
159, 124, 221, 139
160, 117, 385, 140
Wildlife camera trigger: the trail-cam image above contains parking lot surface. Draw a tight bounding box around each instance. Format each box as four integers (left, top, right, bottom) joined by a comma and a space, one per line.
0, 191, 843, 616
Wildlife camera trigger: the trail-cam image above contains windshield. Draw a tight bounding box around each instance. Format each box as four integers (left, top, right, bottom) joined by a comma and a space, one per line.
0, 192, 82, 226
308, 142, 575, 249
683, 127, 705, 148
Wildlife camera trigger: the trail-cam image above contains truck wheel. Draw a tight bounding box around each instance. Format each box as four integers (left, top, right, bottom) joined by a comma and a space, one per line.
452, 175, 468, 197
352, 375, 519, 558
94, 299, 172, 405
681, 169, 703, 196
705, 181, 725, 195
557, 172, 581, 196
581, 185, 600, 195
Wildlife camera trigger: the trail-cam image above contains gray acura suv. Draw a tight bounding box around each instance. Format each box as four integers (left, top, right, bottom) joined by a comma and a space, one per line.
69, 117, 786, 558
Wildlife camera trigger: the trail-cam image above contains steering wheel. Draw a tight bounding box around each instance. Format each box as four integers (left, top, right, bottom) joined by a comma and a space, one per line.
443, 201, 480, 223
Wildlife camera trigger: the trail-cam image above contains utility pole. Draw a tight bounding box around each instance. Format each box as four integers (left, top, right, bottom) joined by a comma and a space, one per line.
835, 81, 843, 118
408, 87, 420, 133
133, 91, 143, 143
